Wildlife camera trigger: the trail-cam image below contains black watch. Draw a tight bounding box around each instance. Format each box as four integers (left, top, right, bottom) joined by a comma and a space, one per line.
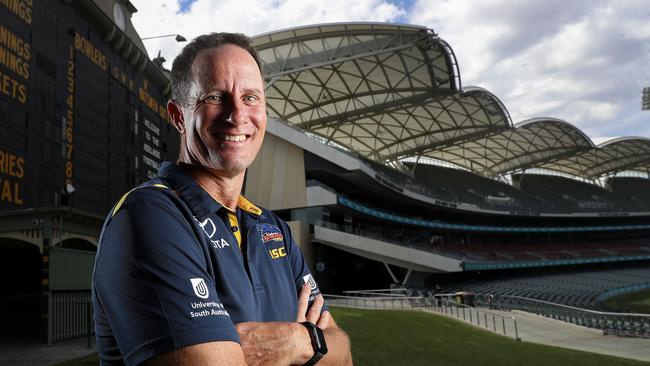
301, 321, 328, 365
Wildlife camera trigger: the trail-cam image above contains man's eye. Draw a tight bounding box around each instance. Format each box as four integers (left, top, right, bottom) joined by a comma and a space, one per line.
244, 95, 259, 103
203, 94, 223, 104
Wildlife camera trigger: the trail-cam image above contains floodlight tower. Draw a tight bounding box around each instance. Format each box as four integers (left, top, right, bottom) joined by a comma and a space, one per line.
643, 87, 650, 110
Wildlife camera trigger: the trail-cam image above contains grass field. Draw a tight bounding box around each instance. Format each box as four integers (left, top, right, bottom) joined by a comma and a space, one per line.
56, 307, 649, 366
332, 307, 649, 366
604, 289, 650, 314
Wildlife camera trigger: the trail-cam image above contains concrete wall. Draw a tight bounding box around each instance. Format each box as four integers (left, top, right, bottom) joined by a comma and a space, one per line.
287, 220, 313, 268
313, 225, 463, 273
49, 247, 96, 290
245, 133, 307, 210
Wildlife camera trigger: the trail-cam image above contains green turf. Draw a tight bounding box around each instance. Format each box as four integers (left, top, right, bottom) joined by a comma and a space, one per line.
57, 307, 649, 366
329, 306, 649, 366
53, 353, 98, 365
604, 289, 650, 314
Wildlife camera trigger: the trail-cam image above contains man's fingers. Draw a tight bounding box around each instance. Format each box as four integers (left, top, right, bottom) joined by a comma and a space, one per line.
306, 295, 324, 324
316, 310, 331, 329
296, 283, 310, 322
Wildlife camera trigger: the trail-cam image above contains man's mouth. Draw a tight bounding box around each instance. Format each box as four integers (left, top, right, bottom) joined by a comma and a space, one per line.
216, 133, 248, 142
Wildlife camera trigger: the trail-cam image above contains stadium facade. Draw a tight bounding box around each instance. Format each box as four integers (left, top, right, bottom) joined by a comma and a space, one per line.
1, 1, 649, 344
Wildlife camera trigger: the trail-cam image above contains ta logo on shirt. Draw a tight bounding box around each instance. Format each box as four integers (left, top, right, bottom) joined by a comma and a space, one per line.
190, 278, 209, 299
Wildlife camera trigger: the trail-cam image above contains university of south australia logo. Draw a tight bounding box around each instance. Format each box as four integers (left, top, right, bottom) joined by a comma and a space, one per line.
303, 274, 318, 290
190, 278, 209, 299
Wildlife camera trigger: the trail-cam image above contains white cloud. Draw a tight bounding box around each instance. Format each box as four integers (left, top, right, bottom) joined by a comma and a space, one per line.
131, 0, 406, 69
130, 0, 650, 139
411, 0, 650, 138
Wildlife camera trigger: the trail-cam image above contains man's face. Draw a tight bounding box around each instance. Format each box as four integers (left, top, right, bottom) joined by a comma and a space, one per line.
179, 44, 266, 177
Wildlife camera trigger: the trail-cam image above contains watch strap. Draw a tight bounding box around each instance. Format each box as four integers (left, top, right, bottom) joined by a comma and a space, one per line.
301, 321, 327, 366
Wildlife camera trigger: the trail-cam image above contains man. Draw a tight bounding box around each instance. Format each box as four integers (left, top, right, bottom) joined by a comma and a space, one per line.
92, 33, 352, 366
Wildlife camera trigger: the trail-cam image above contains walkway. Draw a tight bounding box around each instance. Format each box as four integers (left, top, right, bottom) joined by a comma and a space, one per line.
507, 310, 650, 362
0, 337, 95, 366
434, 307, 650, 362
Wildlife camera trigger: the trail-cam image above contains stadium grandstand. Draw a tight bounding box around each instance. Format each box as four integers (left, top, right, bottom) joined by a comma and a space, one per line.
1, 1, 650, 345
249, 23, 650, 309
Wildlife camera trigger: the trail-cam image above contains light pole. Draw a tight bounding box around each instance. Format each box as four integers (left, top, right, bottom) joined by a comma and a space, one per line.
140, 34, 187, 68
141, 34, 187, 42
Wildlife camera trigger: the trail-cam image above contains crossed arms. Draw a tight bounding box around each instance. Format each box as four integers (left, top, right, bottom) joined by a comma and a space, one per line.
146, 283, 352, 365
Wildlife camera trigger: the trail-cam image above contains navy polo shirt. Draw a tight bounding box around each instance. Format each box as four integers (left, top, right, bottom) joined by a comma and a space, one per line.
92, 162, 323, 366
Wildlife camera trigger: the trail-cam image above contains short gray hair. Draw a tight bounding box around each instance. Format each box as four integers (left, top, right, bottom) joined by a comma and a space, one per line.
170, 32, 263, 105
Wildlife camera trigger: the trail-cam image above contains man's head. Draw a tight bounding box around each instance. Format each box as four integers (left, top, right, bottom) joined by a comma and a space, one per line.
168, 33, 266, 178
170, 33, 263, 106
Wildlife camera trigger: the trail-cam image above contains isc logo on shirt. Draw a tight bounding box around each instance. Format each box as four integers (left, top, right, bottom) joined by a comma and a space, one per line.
190, 278, 209, 299
269, 246, 287, 259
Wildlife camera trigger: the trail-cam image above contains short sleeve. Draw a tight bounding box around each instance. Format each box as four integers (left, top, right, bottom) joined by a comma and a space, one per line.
280, 219, 326, 309
93, 191, 239, 365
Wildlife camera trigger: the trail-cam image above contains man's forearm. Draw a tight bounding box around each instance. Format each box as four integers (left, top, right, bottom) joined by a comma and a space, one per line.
319, 325, 353, 366
235, 322, 296, 366
236, 321, 352, 366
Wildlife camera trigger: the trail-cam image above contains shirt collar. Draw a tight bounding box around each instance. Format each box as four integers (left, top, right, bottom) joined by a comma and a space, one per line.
158, 161, 262, 218
237, 195, 263, 216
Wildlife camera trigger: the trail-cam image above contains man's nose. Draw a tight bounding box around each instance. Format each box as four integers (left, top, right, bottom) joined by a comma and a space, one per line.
223, 99, 247, 125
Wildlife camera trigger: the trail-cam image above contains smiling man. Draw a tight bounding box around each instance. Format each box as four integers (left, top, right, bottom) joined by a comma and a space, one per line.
92, 33, 352, 366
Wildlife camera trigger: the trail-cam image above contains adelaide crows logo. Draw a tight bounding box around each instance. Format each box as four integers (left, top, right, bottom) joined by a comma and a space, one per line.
256, 223, 284, 243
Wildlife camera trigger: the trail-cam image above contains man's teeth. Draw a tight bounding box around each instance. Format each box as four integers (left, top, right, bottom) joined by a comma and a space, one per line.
218, 134, 246, 142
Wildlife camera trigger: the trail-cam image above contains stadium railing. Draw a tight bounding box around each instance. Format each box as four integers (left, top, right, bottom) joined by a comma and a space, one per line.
49, 290, 93, 345
323, 293, 520, 340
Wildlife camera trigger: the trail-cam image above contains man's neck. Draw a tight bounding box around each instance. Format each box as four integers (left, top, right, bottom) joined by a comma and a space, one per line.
183, 163, 245, 211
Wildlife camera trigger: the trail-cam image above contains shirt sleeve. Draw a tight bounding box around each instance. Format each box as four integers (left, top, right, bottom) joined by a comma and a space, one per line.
93, 190, 239, 365
279, 219, 327, 310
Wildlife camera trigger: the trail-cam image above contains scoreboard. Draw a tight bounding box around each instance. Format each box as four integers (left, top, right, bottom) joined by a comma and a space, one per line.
0, 0, 179, 216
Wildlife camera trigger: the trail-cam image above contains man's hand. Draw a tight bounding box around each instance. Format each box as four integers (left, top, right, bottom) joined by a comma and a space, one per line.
235, 321, 305, 366
235, 284, 324, 366
296, 282, 331, 327
235, 283, 352, 366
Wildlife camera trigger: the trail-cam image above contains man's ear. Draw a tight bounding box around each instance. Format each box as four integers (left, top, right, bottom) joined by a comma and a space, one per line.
167, 100, 186, 134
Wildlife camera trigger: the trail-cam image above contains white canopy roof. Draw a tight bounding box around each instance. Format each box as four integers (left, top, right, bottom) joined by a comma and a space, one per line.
253, 23, 650, 179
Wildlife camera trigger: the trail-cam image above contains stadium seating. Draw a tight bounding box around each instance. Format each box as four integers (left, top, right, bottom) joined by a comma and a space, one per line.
436, 266, 650, 310
431, 240, 650, 262
412, 164, 539, 209
356, 160, 650, 214
516, 174, 632, 212
608, 177, 650, 209
331, 212, 650, 265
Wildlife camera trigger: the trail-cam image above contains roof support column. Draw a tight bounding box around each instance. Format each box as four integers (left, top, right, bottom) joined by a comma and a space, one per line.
383, 262, 399, 284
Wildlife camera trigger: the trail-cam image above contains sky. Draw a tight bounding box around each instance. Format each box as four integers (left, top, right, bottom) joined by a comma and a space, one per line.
130, 0, 650, 142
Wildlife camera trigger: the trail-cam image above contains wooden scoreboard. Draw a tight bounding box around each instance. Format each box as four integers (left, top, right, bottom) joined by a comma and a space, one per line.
0, 0, 179, 216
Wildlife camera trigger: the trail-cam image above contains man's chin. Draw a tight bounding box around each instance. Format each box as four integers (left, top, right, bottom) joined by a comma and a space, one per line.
203, 159, 247, 178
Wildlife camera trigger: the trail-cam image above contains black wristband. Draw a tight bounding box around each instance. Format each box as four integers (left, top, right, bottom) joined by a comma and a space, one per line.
301, 321, 328, 366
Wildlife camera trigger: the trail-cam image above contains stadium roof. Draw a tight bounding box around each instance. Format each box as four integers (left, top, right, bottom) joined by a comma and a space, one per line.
252, 23, 650, 180
422, 118, 595, 176
535, 137, 650, 178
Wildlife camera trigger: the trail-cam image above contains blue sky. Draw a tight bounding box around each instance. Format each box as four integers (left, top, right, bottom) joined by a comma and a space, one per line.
177, 0, 197, 13
131, 0, 650, 142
